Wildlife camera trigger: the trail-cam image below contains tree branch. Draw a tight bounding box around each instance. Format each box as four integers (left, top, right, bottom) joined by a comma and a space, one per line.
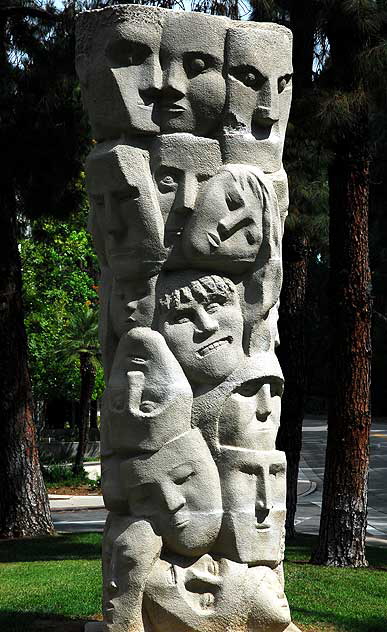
0, 6, 59, 22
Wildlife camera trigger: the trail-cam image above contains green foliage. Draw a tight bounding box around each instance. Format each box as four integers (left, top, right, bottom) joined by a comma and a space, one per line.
21, 207, 104, 403
88, 474, 101, 491
57, 304, 100, 367
41, 464, 89, 486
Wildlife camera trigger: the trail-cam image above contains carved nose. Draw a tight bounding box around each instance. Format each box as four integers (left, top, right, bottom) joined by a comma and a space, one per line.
163, 61, 186, 97
164, 488, 185, 514
256, 477, 272, 522
174, 173, 198, 213
255, 384, 272, 422
196, 308, 219, 335
254, 80, 280, 126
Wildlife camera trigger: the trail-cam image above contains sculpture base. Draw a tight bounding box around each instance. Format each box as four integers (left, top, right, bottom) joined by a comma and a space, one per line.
84, 622, 103, 632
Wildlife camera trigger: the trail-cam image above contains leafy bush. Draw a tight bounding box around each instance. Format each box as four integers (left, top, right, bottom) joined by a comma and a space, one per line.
42, 464, 89, 487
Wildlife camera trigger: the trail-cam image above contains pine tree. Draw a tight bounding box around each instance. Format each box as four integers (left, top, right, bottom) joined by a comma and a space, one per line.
0, 0, 90, 537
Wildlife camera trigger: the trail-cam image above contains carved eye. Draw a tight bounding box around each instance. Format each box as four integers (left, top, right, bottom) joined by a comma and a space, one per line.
278, 74, 292, 94
105, 39, 151, 68
171, 313, 191, 325
188, 56, 206, 74
139, 400, 157, 413
230, 65, 265, 91
155, 169, 179, 193
205, 302, 221, 314
175, 471, 195, 485
184, 53, 214, 78
236, 380, 260, 397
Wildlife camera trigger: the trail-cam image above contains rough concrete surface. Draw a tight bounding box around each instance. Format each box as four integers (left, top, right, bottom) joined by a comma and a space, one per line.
76, 6, 293, 631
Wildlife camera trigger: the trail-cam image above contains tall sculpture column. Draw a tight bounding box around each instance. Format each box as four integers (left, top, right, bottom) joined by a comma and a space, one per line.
76, 6, 300, 632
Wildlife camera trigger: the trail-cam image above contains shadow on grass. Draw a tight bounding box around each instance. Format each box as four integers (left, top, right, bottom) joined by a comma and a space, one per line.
0, 612, 90, 632
285, 533, 387, 568
0, 532, 102, 563
293, 607, 387, 632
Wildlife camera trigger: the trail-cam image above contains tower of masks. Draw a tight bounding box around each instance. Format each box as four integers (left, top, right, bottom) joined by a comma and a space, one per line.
76, 6, 300, 632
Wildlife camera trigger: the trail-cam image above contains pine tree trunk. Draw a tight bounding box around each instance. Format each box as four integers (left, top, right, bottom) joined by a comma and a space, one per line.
0, 187, 53, 538
277, 230, 309, 538
312, 127, 372, 566
73, 353, 96, 474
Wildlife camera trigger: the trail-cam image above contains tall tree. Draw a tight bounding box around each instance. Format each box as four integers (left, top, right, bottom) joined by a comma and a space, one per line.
0, 0, 56, 538
251, 0, 327, 536
0, 0, 90, 537
311, 0, 387, 567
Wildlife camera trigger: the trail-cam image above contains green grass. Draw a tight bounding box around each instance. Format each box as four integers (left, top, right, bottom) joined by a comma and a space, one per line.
0, 533, 386, 631
0, 533, 102, 631
285, 535, 387, 631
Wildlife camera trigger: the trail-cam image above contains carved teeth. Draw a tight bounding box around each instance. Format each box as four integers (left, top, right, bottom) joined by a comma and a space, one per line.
198, 336, 232, 357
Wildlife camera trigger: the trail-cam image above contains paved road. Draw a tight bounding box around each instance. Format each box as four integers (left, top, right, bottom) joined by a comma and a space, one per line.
52, 417, 387, 544
295, 417, 387, 545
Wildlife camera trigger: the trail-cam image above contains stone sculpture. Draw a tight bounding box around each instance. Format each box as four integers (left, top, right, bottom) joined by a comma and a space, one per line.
76, 5, 301, 631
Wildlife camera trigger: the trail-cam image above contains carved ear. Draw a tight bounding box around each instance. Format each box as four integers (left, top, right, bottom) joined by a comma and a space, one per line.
75, 53, 89, 86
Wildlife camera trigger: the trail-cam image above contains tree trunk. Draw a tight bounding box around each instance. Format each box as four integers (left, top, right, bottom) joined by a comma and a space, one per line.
276, 229, 309, 538
0, 186, 54, 538
312, 125, 372, 566
73, 353, 96, 474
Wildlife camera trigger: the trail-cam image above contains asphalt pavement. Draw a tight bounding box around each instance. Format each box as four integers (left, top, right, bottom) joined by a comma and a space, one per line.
51, 417, 387, 544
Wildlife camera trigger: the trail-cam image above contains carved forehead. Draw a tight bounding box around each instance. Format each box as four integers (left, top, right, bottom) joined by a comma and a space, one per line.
161, 12, 228, 60
152, 134, 221, 173
226, 25, 293, 76
86, 143, 150, 194
123, 429, 212, 487
76, 5, 166, 57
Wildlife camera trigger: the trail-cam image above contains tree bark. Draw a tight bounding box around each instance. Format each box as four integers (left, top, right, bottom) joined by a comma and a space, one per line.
73, 353, 96, 474
0, 185, 54, 538
276, 230, 309, 538
311, 122, 372, 566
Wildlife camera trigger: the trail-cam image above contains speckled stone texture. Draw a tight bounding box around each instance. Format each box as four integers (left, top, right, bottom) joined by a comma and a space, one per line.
76, 6, 300, 631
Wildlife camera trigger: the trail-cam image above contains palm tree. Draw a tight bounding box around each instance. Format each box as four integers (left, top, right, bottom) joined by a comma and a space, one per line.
58, 305, 100, 474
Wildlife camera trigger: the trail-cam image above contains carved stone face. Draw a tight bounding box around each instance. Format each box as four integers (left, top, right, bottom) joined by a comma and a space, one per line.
225, 25, 293, 171
76, 6, 165, 139
151, 135, 221, 265
102, 514, 161, 632
215, 448, 286, 566
106, 328, 192, 455
158, 274, 245, 386
183, 166, 265, 273
218, 375, 283, 451
155, 12, 227, 135
86, 143, 166, 280
110, 276, 156, 339
122, 429, 223, 557
144, 555, 291, 632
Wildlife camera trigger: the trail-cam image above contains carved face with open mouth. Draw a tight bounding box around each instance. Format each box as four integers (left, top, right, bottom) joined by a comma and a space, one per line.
183, 166, 266, 274
144, 554, 291, 632
158, 273, 245, 386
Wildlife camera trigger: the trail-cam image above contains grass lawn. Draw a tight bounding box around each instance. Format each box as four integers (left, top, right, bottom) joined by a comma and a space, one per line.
0, 532, 386, 631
